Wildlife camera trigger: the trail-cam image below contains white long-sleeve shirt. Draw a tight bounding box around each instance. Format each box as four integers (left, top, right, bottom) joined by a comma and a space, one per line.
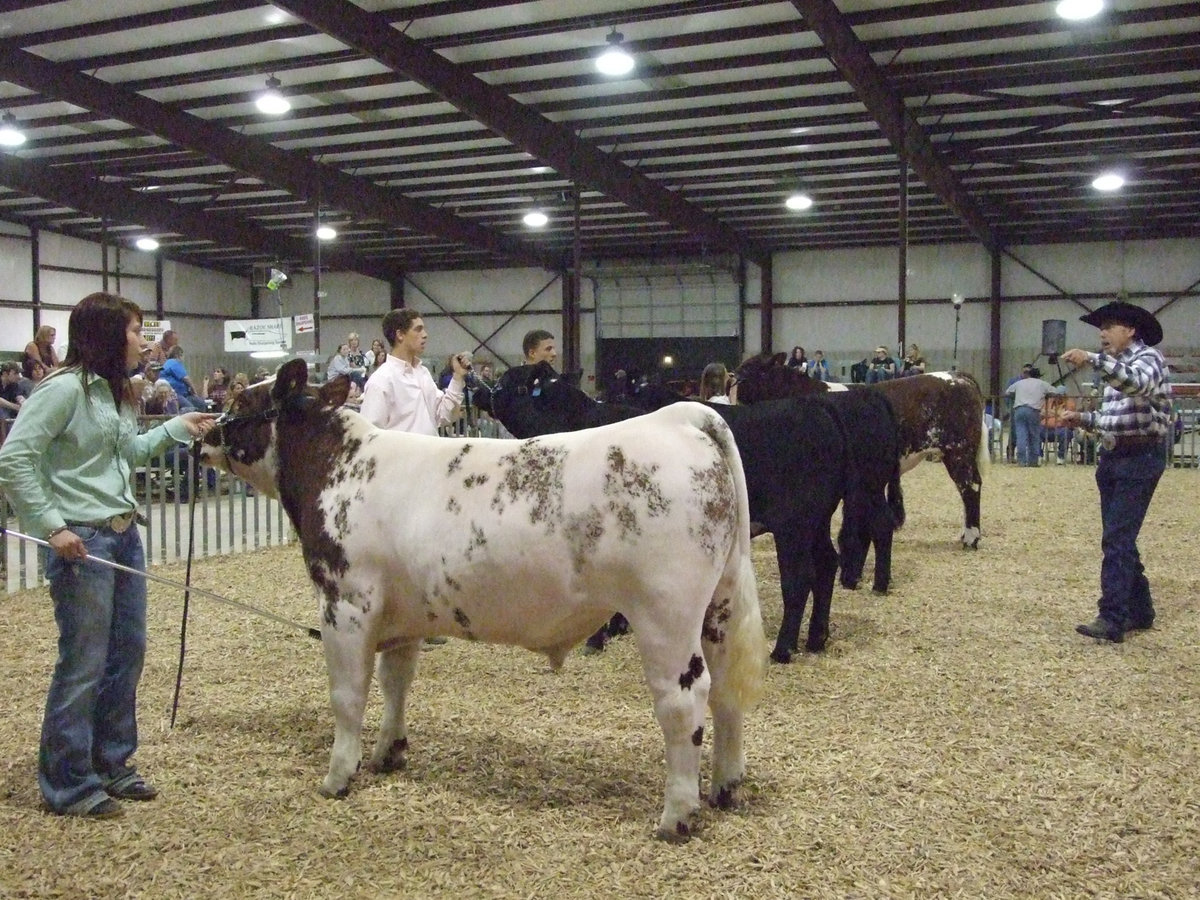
359, 355, 463, 435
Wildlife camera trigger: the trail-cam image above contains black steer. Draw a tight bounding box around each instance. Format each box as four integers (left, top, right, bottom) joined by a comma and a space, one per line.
478, 362, 852, 659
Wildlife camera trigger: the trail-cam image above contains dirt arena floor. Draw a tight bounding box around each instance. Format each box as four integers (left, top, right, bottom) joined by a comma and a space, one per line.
1, 462, 1197, 899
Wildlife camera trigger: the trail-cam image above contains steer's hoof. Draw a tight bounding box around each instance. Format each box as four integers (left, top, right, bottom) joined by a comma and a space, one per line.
769, 646, 792, 664
656, 814, 701, 843
318, 784, 350, 800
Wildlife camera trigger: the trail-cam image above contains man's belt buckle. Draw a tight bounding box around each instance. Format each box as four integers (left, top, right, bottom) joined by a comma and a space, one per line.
108, 512, 135, 533
1100, 433, 1117, 451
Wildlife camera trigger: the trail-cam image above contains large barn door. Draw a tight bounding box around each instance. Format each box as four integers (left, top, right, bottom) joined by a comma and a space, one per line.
593, 261, 741, 396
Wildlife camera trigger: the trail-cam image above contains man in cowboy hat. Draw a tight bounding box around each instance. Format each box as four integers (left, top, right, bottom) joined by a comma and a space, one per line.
1060, 302, 1171, 643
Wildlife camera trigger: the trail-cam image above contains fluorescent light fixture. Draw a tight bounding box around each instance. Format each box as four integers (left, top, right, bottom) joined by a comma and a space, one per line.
523, 210, 549, 228
316, 225, 337, 241
250, 349, 289, 360
0, 112, 26, 147
785, 193, 814, 211
1056, 0, 1104, 21
135, 237, 160, 251
256, 76, 291, 115
596, 30, 635, 77
1092, 171, 1125, 192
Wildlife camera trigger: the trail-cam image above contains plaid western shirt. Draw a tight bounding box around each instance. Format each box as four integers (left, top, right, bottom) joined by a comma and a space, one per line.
1080, 341, 1172, 438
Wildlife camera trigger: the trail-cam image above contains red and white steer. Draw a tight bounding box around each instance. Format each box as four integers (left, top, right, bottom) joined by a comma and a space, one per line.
201, 360, 766, 840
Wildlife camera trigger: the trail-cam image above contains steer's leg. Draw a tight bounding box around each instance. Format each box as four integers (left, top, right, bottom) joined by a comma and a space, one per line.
805, 531, 839, 652
319, 624, 374, 798
368, 640, 421, 774
770, 529, 811, 663
630, 611, 709, 842
944, 449, 983, 549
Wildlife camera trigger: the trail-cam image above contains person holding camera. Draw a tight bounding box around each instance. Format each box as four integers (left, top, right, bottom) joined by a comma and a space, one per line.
1005, 364, 1061, 467
360, 308, 467, 436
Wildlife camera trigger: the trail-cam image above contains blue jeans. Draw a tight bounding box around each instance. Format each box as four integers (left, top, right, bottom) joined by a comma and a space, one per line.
1012, 406, 1043, 466
1096, 446, 1165, 627
41, 525, 148, 814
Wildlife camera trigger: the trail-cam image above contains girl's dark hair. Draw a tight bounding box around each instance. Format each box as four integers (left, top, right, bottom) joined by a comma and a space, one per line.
60, 291, 141, 409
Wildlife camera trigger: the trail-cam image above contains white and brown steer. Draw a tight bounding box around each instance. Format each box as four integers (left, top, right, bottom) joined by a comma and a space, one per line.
201, 359, 766, 841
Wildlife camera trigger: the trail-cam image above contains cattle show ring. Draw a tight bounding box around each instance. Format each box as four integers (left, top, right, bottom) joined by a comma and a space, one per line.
1, 410, 1196, 898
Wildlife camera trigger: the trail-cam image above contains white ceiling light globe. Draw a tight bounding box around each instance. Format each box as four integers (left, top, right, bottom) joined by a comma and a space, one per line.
523, 211, 549, 228
785, 193, 814, 211
1056, 0, 1104, 21
135, 237, 160, 251
1092, 172, 1125, 192
316, 225, 337, 241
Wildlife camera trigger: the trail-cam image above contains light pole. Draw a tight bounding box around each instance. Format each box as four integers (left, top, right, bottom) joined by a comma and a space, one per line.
951, 293, 964, 371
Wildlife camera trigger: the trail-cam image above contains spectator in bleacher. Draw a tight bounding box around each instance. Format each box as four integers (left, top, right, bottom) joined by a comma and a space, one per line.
160, 346, 204, 412
251, 366, 271, 385
202, 367, 230, 412
24, 324, 60, 371
699, 362, 731, 404
1005, 365, 1062, 467
900, 343, 927, 376
369, 338, 387, 374
865, 345, 897, 384
344, 332, 369, 388
137, 362, 163, 413
808, 350, 831, 382
144, 329, 177, 367
327, 343, 353, 382
18, 357, 46, 399
226, 372, 249, 411
786, 346, 808, 375
1041, 394, 1077, 465
143, 380, 180, 416
0, 361, 22, 419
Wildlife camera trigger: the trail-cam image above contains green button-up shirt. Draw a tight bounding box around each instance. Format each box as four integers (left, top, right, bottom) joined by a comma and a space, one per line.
0, 368, 190, 539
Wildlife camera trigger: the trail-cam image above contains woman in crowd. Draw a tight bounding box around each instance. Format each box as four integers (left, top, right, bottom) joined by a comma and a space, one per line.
699, 362, 731, 404
369, 338, 387, 373
203, 366, 230, 411
344, 332, 369, 387
786, 346, 808, 374
0, 291, 214, 819
25, 324, 60, 370
226, 372, 249, 411
901, 343, 927, 376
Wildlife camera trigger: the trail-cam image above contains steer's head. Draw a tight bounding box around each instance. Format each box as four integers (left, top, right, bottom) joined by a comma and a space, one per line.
201, 358, 349, 496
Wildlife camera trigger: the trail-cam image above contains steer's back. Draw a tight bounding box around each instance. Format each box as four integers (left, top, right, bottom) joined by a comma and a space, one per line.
310, 403, 740, 654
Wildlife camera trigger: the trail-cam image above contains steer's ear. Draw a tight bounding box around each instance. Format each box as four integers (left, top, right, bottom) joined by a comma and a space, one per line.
320, 374, 352, 408
271, 358, 310, 403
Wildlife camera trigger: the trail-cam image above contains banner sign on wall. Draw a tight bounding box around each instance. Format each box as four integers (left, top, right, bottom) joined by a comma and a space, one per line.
142, 319, 171, 345
223, 318, 293, 353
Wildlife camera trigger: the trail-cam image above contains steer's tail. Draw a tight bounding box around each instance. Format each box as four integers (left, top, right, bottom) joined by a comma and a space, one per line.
703, 413, 767, 713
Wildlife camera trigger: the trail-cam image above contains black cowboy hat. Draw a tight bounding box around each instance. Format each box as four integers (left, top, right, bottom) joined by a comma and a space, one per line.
1079, 301, 1162, 347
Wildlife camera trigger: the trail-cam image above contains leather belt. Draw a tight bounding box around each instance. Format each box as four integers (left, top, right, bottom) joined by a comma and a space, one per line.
66, 511, 138, 534
1100, 433, 1162, 454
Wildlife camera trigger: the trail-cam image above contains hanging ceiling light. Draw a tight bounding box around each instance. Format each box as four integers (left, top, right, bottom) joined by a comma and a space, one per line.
0, 112, 27, 147
785, 193, 814, 211
595, 30, 635, 77
523, 210, 549, 228
255, 76, 291, 115
1091, 171, 1125, 192
316, 224, 337, 241
134, 236, 160, 251
1055, 0, 1104, 21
